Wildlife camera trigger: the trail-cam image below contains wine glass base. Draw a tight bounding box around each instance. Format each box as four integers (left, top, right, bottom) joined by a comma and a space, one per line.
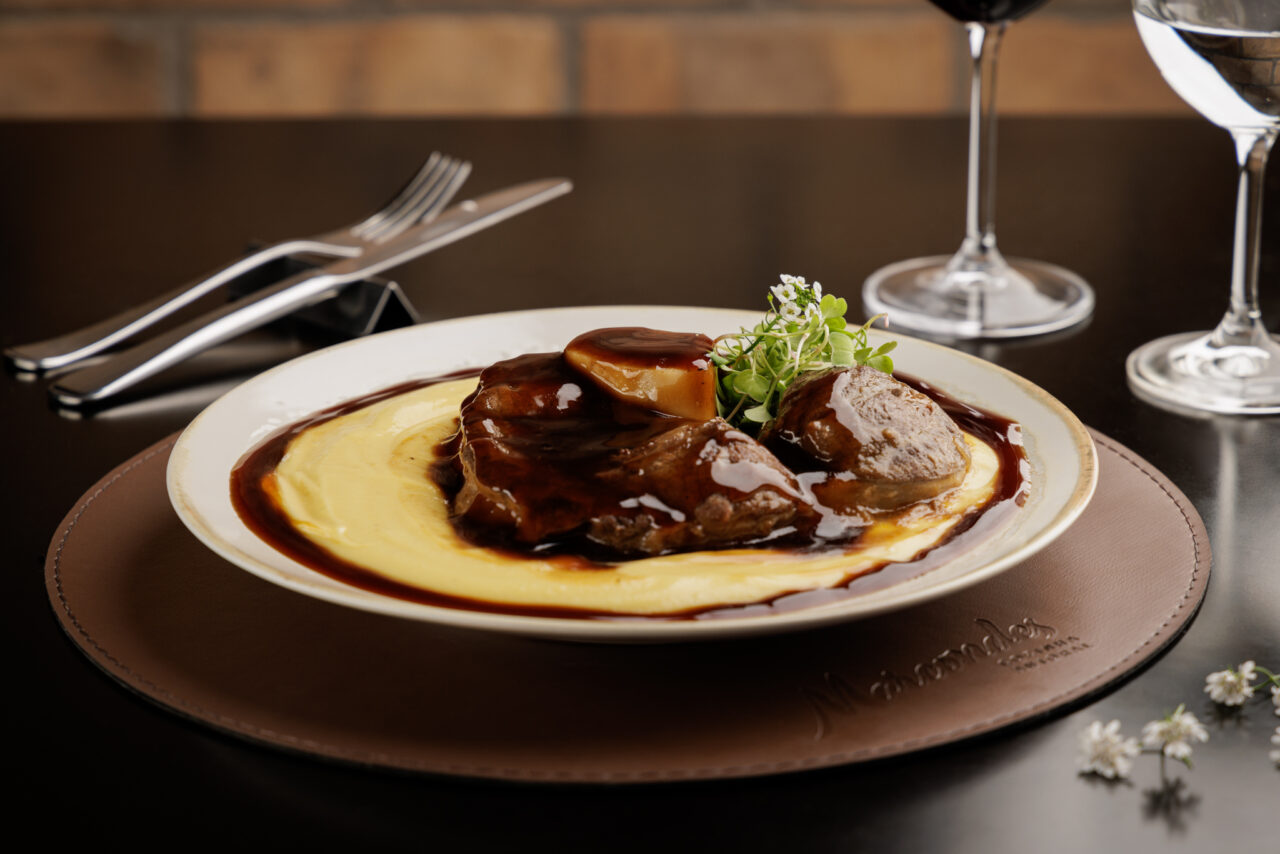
1126, 331, 1280, 416
862, 255, 1094, 340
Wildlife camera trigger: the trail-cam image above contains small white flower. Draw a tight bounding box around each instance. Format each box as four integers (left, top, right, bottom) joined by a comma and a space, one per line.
772, 283, 798, 303
1205, 660, 1257, 706
1079, 720, 1141, 780
1271, 727, 1280, 767
811, 281, 823, 299
780, 301, 803, 322
1141, 706, 1209, 762
804, 302, 821, 319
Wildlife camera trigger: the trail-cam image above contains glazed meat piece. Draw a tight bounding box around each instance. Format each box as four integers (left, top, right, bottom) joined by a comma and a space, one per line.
459, 351, 592, 421
589, 418, 815, 555
449, 353, 616, 543
445, 351, 815, 556
761, 366, 971, 511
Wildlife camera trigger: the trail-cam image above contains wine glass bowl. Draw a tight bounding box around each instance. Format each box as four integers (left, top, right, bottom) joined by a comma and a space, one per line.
1127, 0, 1280, 415
927, 0, 1050, 23
863, 0, 1095, 340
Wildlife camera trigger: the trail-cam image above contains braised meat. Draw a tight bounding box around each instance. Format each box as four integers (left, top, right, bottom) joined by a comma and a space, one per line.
761, 366, 971, 511
454, 351, 592, 421
590, 419, 814, 554
444, 349, 816, 557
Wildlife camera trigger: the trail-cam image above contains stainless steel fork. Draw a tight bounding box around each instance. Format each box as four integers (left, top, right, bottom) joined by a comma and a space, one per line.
5, 152, 471, 372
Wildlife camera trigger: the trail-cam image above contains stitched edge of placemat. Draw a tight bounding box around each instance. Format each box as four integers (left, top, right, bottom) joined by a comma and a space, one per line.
46, 430, 1208, 783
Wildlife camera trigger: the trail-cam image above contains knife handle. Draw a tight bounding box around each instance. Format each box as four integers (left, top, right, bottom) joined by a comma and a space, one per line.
4, 239, 355, 373
49, 268, 353, 408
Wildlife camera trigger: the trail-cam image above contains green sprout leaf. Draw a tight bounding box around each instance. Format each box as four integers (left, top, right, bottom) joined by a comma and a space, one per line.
732, 371, 772, 402
709, 275, 896, 432
829, 333, 856, 367
865, 354, 893, 373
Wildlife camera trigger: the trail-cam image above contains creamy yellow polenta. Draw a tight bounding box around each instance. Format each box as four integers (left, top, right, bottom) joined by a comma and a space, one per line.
271, 378, 1000, 615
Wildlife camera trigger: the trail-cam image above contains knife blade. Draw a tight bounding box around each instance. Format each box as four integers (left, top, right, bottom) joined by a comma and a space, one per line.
50, 177, 572, 408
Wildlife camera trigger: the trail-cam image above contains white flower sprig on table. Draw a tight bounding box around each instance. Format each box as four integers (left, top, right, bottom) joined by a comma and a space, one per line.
1079, 659, 1280, 781
1079, 720, 1142, 780
1202, 660, 1280, 771
1205, 660, 1257, 705
1140, 704, 1209, 767
1079, 707, 1209, 780
1203, 660, 1280, 707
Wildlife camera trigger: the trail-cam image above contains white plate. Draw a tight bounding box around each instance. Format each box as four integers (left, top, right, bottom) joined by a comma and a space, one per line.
168, 306, 1097, 643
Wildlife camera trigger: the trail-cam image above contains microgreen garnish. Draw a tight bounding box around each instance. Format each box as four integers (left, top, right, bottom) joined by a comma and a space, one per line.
709, 274, 897, 430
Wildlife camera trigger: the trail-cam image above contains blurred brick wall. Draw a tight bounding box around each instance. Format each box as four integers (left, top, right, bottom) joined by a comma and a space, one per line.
0, 0, 1188, 118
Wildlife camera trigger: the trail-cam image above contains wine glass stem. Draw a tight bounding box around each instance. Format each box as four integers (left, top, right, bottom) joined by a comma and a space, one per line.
1217, 129, 1278, 346
960, 22, 1007, 265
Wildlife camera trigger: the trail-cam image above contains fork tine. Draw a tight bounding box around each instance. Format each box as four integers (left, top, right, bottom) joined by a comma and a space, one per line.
363, 157, 470, 242
352, 152, 444, 237
359, 156, 459, 242
380, 159, 470, 238
420, 160, 472, 221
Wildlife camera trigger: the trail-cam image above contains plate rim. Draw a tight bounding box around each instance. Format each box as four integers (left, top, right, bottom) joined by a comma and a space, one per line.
168, 305, 1098, 642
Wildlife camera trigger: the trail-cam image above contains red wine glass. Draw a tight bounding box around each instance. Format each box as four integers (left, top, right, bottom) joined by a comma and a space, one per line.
863, 0, 1095, 339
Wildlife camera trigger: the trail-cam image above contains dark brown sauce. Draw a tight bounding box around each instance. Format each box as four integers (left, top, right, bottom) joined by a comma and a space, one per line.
567, 326, 713, 371
231, 367, 1027, 622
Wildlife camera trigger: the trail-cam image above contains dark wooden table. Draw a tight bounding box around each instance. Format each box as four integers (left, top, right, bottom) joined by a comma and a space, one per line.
2, 118, 1277, 849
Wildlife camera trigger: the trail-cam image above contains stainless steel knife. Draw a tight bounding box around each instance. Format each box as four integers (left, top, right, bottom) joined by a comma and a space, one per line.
50, 178, 572, 408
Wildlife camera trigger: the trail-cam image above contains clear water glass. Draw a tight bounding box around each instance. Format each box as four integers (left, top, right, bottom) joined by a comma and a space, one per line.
1128, 0, 1280, 415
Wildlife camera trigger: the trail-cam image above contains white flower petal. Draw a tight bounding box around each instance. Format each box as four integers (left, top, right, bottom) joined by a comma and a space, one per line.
1140, 709, 1206, 762
772, 282, 799, 303
1205, 668, 1254, 706
1079, 719, 1140, 780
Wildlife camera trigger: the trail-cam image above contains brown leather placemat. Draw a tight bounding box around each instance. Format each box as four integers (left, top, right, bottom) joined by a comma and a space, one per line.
46, 430, 1208, 783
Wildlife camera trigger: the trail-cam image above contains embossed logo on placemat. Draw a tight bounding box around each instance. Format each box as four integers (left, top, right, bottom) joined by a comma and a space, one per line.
802, 616, 1094, 739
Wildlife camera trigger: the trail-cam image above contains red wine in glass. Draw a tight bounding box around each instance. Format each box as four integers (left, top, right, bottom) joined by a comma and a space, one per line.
927, 0, 1050, 23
